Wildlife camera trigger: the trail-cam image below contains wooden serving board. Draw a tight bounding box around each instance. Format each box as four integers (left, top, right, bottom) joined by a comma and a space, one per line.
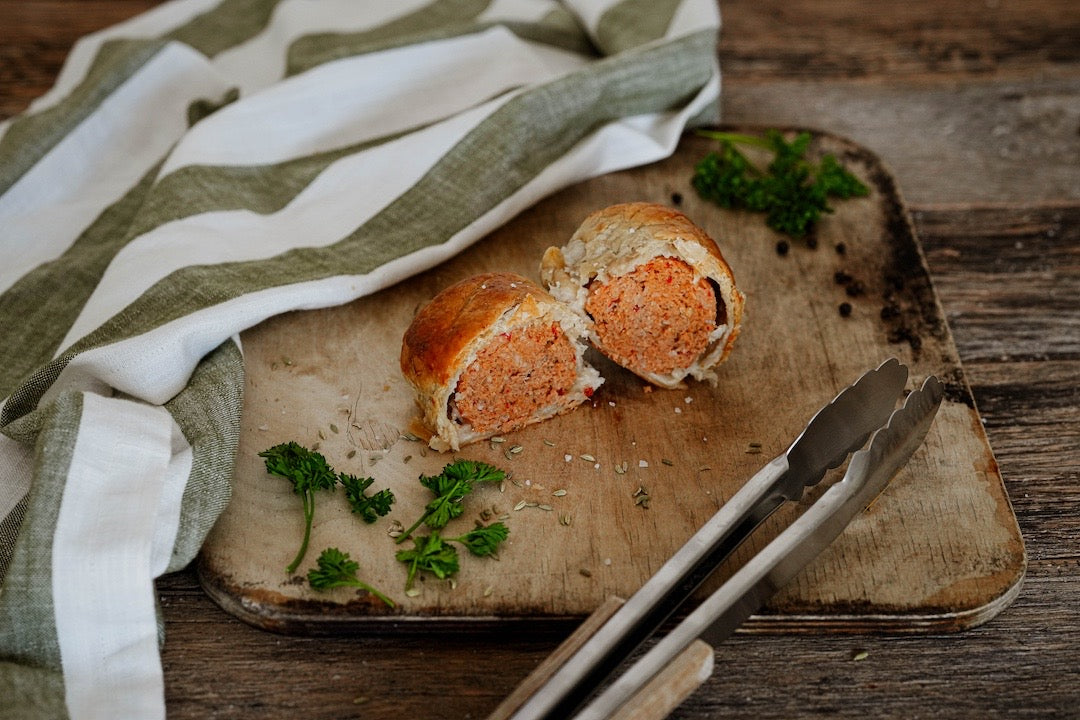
198, 128, 1025, 636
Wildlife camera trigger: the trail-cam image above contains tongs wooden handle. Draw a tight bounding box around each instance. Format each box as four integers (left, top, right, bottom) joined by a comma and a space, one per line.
492, 360, 943, 720
489, 596, 714, 720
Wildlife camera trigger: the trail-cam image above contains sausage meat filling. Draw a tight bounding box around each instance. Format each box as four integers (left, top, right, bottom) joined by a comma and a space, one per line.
452, 321, 579, 434
585, 256, 718, 377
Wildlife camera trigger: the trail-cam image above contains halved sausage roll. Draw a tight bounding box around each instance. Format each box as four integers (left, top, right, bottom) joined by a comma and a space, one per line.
540, 202, 744, 389
400, 272, 602, 451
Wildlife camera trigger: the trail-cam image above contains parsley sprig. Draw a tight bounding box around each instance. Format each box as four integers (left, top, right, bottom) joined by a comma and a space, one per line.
308, 547, 395, 608
396, 459, 506, 544
259, 442, 395, 574
395, 533, 460, 592
692, 129, 869, 238
259, 442, 339, 574
395, 522, 510, 591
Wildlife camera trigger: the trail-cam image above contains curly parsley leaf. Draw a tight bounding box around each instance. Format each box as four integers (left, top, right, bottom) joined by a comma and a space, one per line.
450, 522, 509, 558
307, 547, 395, 608
692, 129, 869, 238
258, 442, 339, 574
339, 472, 395, 524
395, 532, 460, 591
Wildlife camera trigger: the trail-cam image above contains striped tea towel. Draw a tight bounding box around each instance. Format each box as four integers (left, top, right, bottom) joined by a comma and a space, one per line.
0, 1, 720, 717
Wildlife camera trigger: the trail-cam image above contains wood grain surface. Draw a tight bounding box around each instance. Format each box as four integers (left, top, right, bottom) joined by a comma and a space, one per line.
198, 129, 1024, 636
3, 1, 1078, 718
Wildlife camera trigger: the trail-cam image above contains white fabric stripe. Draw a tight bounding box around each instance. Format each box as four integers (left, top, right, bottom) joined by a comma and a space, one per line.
0, 42, 232, 294
669, 0, 722, 40
53, 393, 192, 720
17, 0, 223, 119
58, 91, 515, 352
43, 64, 718, 412
0, 432, 34, 526
163, 26, 585, 173
151, 413, 191, 578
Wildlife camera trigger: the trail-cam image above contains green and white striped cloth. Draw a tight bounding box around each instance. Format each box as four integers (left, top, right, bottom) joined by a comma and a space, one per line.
0, 0, 720, 717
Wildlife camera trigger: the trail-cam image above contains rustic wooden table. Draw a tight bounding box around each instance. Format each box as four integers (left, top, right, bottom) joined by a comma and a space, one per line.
3, 1, 1077, 718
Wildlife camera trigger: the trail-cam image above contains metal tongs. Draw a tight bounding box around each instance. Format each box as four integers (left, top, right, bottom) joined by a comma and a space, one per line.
492, 358, 944, 720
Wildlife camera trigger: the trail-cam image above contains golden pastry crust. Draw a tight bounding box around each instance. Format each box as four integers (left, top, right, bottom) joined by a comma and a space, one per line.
400, 272, 601, 451
540, 202, 744, 388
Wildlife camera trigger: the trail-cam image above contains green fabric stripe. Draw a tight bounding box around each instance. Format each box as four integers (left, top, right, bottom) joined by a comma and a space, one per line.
286, 2, 598, 77
532, 6, 598, 55
595, 0, 684, 55
0, 496, 28, 584
0, 663, 67, 720
187, 86, 241, 127
287, 0, 490, 75
163, 339, 244, 571
0, 39, 167, 196
123, 121, 425, 242
0, 163, 163, 403
0, 28, 715, 436
0, 392, 83, 669
0, 0, 285, 197
164, 0, 285, 58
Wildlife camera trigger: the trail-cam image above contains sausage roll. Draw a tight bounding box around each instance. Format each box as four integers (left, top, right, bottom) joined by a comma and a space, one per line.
540, 202, 744, 389
400, 272, 602, 451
